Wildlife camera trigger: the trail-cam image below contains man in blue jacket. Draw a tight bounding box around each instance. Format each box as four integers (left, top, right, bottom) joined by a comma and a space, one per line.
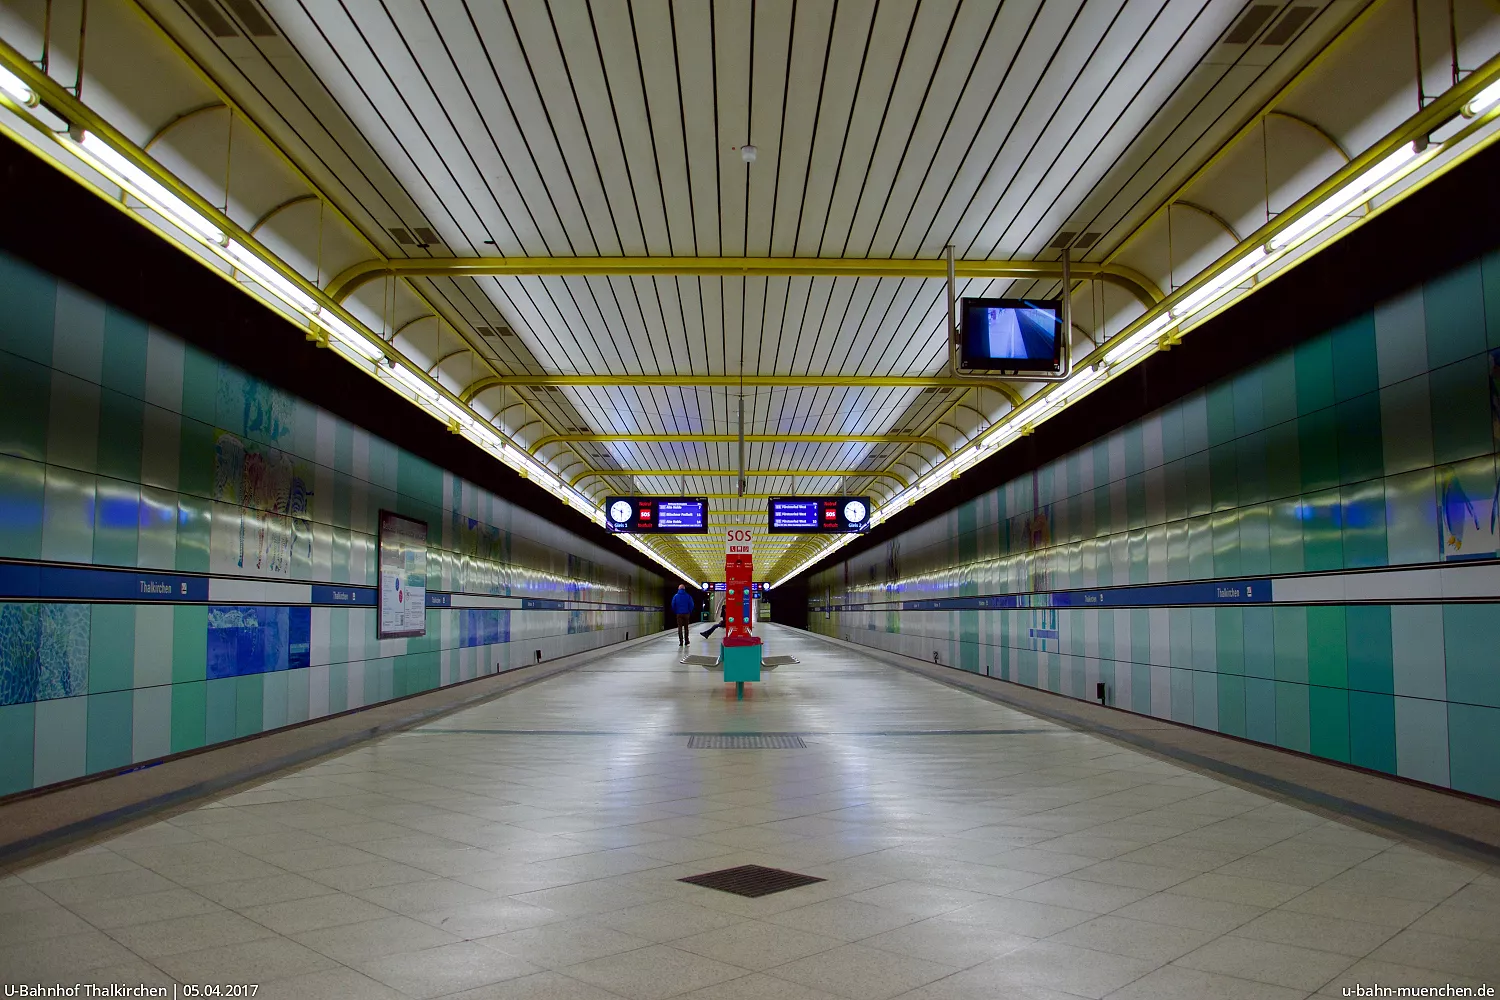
671, 584, 696, 646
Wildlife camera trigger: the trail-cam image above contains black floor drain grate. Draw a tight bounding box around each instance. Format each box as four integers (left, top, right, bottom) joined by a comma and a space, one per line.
687, 734, 807, 749
678, 864, 826, 897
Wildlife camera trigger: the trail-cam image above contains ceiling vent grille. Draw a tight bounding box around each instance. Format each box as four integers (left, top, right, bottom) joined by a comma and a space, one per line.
1224, 4, 1278, 44
1049, 231, 1100, 251
389, 227, 415, 246
1263, 6, 1316, 45
1049, 231, 1077, 249
182, 0, 238, 36
222, 0, 276, 36
1071, 232, 1101, 249
412, 227, 442, 247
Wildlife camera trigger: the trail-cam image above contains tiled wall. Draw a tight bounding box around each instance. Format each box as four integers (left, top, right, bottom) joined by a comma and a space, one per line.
0, 251, 663, 796
810, 249, 1500, 802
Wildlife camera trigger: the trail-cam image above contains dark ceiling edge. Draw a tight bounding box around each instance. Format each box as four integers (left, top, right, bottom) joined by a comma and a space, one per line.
788, 139, 1500, 591
0, 135, 681, 589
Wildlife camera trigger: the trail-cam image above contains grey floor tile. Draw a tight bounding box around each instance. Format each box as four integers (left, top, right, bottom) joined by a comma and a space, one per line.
1174, 935, 1357, 990
562, 943, 750, 1000
354, 941, 542, 998
672, 918, 843, 969
1052, 914, 1219, 963
772, 943, 957, 1000
970, 940, 1159, 999
481, 918, 653, 968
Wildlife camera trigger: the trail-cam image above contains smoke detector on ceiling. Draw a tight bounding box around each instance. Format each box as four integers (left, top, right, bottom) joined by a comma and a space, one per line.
739, 145, 757, 163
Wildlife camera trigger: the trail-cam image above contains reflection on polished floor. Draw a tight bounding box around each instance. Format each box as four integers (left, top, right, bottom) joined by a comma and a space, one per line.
2, 625, 1497, 999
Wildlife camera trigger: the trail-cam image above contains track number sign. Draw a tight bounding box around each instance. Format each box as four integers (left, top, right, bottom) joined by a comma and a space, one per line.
725, 528, 754, 557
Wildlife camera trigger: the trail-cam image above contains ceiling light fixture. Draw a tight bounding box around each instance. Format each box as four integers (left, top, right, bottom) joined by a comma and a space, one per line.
73, 131, 225, 245
1463, 78, 1500, 118
225, 240, 317, 312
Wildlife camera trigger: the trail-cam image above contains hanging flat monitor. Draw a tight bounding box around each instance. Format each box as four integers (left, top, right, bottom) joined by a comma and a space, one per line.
767, 497, 871, 534
959, 297, 1063, 373
604, 496, 709, 533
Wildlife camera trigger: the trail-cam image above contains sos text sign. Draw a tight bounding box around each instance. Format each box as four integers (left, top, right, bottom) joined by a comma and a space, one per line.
725, 528, 754, 557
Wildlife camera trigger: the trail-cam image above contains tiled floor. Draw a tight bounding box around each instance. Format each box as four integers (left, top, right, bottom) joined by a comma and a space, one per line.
3, 624, 1498, 999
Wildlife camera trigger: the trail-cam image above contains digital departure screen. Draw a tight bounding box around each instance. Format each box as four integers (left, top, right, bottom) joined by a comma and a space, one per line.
604, 497, 709, 534
767, 496, 872, 534
959, 297, 1063, 373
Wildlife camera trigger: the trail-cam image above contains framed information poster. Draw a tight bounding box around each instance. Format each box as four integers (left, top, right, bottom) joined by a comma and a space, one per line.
377, 511, 428, 639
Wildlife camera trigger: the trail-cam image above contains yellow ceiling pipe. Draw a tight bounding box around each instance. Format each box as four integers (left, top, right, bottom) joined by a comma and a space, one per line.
327, 255, 1161, 308
531, 432, 950, 457
572, 468, 910, 488
463, 373, 1023, 405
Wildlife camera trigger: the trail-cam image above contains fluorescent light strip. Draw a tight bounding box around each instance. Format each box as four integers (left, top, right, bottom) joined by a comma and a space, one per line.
1464, 78, 1500, 117
225, 240, 317, 313
314, 310, 385, 360
74, 132, 225, 245
0, 65, 35, 106
1269, 144, 1430, 251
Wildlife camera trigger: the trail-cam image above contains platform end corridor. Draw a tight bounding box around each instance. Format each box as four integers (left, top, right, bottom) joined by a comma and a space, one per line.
3, 626, 1497, 1000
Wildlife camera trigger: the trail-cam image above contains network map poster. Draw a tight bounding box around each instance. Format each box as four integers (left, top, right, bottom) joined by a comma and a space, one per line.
378, 511, 428, 639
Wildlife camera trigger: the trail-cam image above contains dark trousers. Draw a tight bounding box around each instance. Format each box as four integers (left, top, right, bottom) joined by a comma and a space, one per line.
676, 614, 690, 644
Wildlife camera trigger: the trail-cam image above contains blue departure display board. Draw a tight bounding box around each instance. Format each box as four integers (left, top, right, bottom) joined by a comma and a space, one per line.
767, 496, 872, 534
604, 496, 709, 534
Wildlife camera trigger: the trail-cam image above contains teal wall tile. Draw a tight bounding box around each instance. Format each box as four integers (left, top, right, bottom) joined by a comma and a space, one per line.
1307, 606, 1347, 689
1275, 681, 1310, 753
1346, 605, 1393, 694
86, 690, 133, 773
1448, 703, 1500, 800
1207, 384, 1236, 447
1349, 691, 1396, 774
0, 352, 51, 463
1262, 353, 1298, 425
1383, 469, 1438, 565
1301, 489, 1344, 571
174, 495, 212, 573
1379, 377, 1434, 476
172, 605, 207, 683
0, 252, 58, 365
1245, 676, 1276, 744
1264, 420, 1301, 501
203, 677, 237, 745
1374, 289, 1429, 385
32, 695, 87, 786
1340, 480, 1388, 568
93, 478, 141, 567
40, 466, 95, 564
88, 605, 136, 693
95, 389, 144, 484
0, 453, 46, 559
1336, 393, 1382, 484
1442, 604, 1500, 708
0, 703, 36, 795
1298, 409, 1340, 493
1484, 249, 1500, 349
235, 674, 264, 737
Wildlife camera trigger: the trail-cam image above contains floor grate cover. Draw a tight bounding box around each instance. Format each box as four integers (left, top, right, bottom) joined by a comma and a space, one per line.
686, 734, 807, 749
678, 864, 826, 897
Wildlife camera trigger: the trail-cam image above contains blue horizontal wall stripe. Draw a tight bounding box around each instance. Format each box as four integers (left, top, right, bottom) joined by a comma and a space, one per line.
0, 560, 657, 612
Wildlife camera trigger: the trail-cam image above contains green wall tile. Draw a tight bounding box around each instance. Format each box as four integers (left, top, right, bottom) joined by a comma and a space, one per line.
0, 702, 36, 795
1379, 377, 1434, 476
1262, 353, 1298, 425
169, 681, 205, 754
1309, 686, 1350, 762
176, 418, 215, 499
1429, 356, 1491, 464
1235, 432, 1268, 507
92, 478, 140, 567
85, 690, 133, 773
1307, 606, 1348, 688
100, 309, 149, 399
1218, 674, 1246, 737
1424, 261, 1487, 368
1298, 409, 1340, 493
172, 606, 207, 683
88, 605, 136, 693
1264, 420, 1301, 501
0, 352, 51, 463
1349, 691, 1396, 774
95, 389, 144, 483
1484, 249, 1500, 349
1331, 314, 1379, 402
1301, 488, 1345, 571
1207, 384, 1236, 447
1340, 480, 1388, 568
1336, 393, 1383, 484
1209, 444, 1238, 511
1243, 608, 1275, 679
1295, 336, 1337, 414
174, 496, 212, 573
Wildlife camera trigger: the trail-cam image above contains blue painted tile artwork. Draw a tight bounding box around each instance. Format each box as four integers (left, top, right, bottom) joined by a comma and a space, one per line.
460, 609, 509, 648
0, 602, 90, 706
206, 605, 311, 679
